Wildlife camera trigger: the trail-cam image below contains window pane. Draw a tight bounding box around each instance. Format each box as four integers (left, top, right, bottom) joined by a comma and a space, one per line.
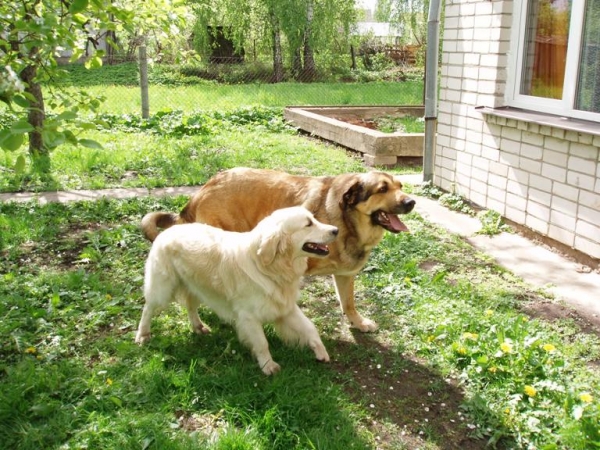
576, 0, 600, 113
521, 0, 571, 99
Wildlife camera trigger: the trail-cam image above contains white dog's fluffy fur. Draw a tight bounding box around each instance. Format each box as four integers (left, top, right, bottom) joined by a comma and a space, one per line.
135, 206, 339, 375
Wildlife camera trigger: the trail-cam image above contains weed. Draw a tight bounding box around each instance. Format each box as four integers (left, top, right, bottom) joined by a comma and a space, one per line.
477, 210, 510, 236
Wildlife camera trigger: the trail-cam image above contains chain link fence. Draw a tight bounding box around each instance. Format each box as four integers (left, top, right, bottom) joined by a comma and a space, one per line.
56, 38, 425, 117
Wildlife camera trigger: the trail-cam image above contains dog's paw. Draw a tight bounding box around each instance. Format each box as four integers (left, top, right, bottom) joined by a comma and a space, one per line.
193, 323, 211, 335
315, 350, 330, 363
350, 316, 379, 333
135, 332, 151, 344
261, 360, 281, 376
311, 342, 330, 362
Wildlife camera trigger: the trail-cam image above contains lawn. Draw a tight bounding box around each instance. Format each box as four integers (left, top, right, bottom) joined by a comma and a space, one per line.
1, 66, 599, 449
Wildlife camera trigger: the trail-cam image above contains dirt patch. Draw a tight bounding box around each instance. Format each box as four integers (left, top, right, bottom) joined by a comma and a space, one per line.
521, 300, 600, 339
335, 117, 380, 130
329, 334, 501, 449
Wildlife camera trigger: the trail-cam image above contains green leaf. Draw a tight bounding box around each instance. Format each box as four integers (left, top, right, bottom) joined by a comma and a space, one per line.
79, 122, 99, 130
69, 48, 85, 63
109, 396, 123, 407
11, 120, 35, 134
64, 129, 78, 145
42, 130, 66, 149
0, 131, 24, 151
85, 56, 103, 69
58, 111, 78, 121
72, 13, 89, 25
69, 0, 89, 14
14, 155, 26, 173
12, 94, 30, 109
78, 139, 103, 149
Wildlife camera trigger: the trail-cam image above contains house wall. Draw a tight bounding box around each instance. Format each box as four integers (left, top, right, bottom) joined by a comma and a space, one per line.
434, 0, 600, 260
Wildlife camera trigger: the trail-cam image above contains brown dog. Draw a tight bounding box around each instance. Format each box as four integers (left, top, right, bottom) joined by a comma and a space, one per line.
141, 168, 415, 332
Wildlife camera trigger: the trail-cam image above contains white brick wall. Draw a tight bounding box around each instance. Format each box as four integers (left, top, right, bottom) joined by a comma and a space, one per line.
435, 0, 600, 260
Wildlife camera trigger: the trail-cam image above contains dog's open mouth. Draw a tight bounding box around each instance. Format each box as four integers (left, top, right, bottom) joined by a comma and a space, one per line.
372, 210, 409, 233
303, 242, 330, 256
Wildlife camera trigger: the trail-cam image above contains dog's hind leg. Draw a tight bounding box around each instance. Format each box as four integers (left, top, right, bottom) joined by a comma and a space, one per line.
274, 305, 330, 363
135, 302, 157, 344
333, 274, 378, 332
136, 263, 176, 344
181, 290, 211, 335
235, 316, 280, 375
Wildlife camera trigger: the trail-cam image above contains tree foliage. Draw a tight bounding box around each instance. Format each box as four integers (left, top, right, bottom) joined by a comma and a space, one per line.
190, 0, 356, 80
0, 0, 190, 173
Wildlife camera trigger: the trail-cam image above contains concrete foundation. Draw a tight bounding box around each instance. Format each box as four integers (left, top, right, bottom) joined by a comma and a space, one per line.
284, 106, 424, 166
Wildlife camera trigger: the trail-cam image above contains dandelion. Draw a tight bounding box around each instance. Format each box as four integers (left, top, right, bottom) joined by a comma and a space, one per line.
485, 309, 493, 317
457, 346, 467, 355
106, 378, 113, 386
542, 343, 556, 353
579, 393, 593, 403
462, 332, 478, 341
524, 385, 537, 397
25, 347, 37, 354
500, 342, 513, 353
488, 366, 498, 373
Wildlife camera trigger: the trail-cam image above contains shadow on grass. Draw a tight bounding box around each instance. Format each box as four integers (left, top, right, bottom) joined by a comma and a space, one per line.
327, 330, 516, 449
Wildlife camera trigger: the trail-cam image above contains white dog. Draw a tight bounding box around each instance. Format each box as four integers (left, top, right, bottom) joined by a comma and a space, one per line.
135, 206, 339, 375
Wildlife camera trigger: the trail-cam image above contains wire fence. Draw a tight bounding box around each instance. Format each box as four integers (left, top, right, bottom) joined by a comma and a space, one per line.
57, 44, 426, 117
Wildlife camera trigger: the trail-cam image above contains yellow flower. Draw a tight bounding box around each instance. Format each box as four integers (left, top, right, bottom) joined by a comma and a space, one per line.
488, 366, 498, 373
500, 342, 513, 353
542, 343, 556, 353
485, 310, 493, 317
457, 346, 467, 355
524, 385, 537, 397
579, 393, 593, 403
427, 335, 435, 342
107, 378, 113, 386
462, 332, 478, 341
25, 347, 37, 354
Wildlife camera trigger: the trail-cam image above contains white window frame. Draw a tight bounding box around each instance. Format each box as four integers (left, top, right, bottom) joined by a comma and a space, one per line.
507, 0, 600, 123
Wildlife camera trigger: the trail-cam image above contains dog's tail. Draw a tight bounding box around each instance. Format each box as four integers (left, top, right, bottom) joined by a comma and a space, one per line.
141, 212, 180, 242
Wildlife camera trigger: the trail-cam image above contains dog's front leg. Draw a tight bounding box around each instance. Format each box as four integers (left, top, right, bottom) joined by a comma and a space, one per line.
235, 317, 280, 375
274, 305, 330, 362
333, 274, 378, 332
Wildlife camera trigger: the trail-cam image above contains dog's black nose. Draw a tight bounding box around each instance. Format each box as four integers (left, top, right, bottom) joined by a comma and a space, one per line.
332, 227, 339, 236
402, 198, 416, 213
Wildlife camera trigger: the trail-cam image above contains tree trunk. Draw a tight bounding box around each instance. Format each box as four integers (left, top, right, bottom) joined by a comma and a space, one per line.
292, 47, 302, 80
270, 12, 284, 82
301, 0, 316, 81
20, 61, 50, 172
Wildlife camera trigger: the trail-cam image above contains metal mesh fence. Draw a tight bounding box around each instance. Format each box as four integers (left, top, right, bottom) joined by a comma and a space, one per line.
58, 45, 425, 117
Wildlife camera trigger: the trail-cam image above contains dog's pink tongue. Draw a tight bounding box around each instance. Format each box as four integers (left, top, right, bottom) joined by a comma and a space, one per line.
390, 214, 409, 232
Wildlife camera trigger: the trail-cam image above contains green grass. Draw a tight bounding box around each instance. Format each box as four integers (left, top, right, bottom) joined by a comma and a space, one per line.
1, 193, 599, 449
1, 64, 599, 449
54, 81, 423, 115
0, 107, 369, 193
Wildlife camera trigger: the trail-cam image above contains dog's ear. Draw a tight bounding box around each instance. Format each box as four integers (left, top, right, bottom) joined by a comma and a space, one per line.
341, 181, 366, 209
257, 230, 288, 266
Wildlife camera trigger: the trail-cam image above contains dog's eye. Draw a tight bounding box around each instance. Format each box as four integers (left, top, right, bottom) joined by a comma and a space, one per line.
306, 220, 313, 227
378, 184, 388, 193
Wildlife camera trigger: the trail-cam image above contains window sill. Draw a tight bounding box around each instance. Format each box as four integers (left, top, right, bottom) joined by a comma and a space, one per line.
476, 106, 600, 138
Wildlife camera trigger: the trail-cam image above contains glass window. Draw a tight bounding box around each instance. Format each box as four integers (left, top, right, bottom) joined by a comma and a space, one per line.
520, 0, 571, 100
576, 0, 600, 113
510, 0, 600, 120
